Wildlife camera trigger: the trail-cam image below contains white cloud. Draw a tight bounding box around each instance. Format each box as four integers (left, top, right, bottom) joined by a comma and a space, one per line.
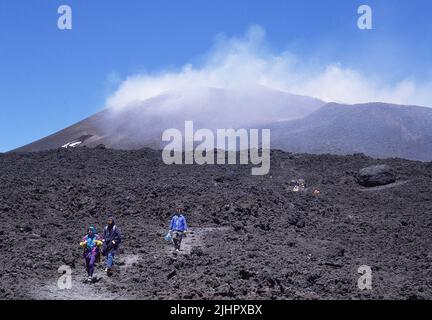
106, 25, 432, 110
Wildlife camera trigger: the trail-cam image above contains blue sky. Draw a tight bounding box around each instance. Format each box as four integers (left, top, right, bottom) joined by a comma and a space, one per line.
0, 0, 431, 152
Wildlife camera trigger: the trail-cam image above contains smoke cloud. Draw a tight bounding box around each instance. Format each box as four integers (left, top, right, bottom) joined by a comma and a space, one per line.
106, 25, 432, 112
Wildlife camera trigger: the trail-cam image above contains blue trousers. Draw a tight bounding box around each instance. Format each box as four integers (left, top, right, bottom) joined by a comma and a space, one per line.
106, 252, 115, 268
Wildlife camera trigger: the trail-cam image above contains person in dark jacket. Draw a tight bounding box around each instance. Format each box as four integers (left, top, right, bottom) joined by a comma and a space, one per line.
169, 207, 188, 252
102, 217, 121, 274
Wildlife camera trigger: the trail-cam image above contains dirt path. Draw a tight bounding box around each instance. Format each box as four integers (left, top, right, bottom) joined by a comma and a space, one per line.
31, 253, 140, 300
164, 226, 230, 256
32, 227, 229, 300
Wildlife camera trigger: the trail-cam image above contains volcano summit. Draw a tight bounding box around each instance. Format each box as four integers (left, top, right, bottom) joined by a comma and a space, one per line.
11, 86, 432, 162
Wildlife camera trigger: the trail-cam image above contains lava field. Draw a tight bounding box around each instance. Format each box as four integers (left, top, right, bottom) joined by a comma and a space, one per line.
0, 147, 431, 299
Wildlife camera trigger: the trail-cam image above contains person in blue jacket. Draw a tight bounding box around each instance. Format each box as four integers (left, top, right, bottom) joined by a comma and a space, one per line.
102, 217, 121, 274
169, 207, 188, 252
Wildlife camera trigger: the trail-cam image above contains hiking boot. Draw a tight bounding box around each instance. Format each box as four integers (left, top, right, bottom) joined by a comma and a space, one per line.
87, 276, 93, 283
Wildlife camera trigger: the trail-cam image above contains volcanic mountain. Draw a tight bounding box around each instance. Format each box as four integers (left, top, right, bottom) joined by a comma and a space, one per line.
269, 102, 432, 161
12, 87, 325, 152
11, 87, 432, 161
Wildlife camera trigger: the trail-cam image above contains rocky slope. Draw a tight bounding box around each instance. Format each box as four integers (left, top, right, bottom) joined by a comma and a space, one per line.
270, 102, 432, 161
0, 147, 431, 299
12, 87, 324, 153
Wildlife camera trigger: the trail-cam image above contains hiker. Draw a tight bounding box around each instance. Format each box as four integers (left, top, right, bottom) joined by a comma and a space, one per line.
168, 207, 188, 252
102, 217, 121, 274
79, 226, 103, 282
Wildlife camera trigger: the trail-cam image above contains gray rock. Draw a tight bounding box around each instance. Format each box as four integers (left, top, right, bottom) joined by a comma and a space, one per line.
358, 164, 396, 187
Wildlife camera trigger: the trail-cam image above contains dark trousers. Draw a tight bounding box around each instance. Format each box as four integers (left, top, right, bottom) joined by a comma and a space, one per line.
172, 231, 184, 250
85, 252, 97, 277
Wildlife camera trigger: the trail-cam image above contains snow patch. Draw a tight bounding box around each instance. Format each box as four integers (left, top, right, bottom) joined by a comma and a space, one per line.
62, 141, 82, 148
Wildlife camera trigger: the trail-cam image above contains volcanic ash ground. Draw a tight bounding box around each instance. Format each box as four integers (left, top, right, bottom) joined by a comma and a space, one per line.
0, 148, 431, 299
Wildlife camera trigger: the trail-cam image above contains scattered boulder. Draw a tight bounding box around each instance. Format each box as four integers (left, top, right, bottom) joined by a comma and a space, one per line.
190, 246, 204, 257
25, 260, 33, 268
167, 270, 177, 280
214, 170, 238, 183
239, 269, 255, 280
18, 225, 32, 233
357, 164, 396, 187
233, 222, 245, 232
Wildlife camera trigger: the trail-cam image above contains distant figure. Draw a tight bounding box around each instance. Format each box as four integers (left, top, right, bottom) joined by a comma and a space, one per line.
314, 189, 321, 196
79, 226, 103, 282
102, 217, 121, 275
291, 179, 306, 192
169, 207, 188, 252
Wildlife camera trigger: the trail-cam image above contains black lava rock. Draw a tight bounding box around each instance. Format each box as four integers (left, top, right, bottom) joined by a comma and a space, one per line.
357, 164, 396, 187
1, 148, 431, 300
